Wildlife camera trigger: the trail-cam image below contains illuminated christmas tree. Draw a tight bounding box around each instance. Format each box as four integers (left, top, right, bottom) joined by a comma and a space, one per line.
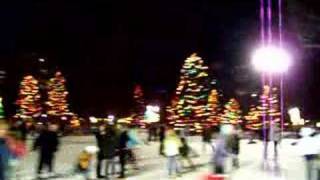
257, 85, 281, 126
166, 96, 179, 127
46, 71, 71, 117
132, 84, 146, 126
169, 53, 210, 133
16, 75, 42, 119
219, 98, 242, 125
245, 85, 281, 130
245, 106, 261, 130
206, 89, 220, 126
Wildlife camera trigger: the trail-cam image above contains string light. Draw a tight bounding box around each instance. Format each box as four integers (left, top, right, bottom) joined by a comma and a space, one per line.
219, 98, 242, 125
46, 72, 71, 117
16, 75, 42, 119
131, 85, 146, 127
167, 53, 211, 132
245, 85, 280, 130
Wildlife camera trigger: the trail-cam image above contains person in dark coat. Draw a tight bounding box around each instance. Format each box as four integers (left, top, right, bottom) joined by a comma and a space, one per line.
117, 126, 129, 179
159, 125, 166, 156
179, 137, 195, 169
102, 126, 118, 179
202, 127, 212, 153
19, 121, 28, 142
148, 124, 154, 142
93, 124, 107, 178
227, 127, 241, 169
34, 123, 60, 176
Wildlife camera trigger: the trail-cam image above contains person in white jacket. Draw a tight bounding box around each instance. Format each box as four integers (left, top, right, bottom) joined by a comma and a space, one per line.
163, 129, 183, 177
297, 127, 320, 180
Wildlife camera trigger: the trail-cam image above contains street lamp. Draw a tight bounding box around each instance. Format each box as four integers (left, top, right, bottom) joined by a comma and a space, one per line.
251, 45, 291, 161
252, 46, 291, 73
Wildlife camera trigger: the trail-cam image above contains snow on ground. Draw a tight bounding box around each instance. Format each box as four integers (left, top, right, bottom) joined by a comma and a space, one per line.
15, 135, 306, 180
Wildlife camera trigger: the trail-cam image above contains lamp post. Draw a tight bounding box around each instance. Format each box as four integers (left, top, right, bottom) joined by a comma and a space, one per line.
251, 45, 291, 161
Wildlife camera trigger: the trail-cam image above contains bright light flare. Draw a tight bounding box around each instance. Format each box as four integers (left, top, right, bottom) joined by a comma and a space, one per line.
89, 116, 98, 123
108, 115, 115, 120
252, 46, 291, 73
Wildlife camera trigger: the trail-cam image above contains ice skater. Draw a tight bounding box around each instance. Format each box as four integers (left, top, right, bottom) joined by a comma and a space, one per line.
179, 137, 195, 170
93, 123, 107, 179
164, 129, 183, 178
33, 123, 60, 178
227, 126, 240, 169
75, 146, 98, 180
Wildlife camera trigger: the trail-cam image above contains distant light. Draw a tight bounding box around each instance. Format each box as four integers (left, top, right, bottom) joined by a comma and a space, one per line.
251, 93, 258, 97
107, 115, 115, 124
39, 58, 45, 62
252, 46, 291, 73
211, 80, 217, 85
41, 114, 47, 118
146, 105, 160, 112
108, 115, 115, 120
89, 116, 98, 123
61, 116, 67, 121
316, 122, 320, 128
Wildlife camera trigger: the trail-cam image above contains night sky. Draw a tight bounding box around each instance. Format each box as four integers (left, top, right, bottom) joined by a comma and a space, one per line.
0, 0, 319, 119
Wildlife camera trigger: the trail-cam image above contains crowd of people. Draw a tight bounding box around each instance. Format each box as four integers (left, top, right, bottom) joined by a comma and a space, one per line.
92, 124, 142, 179
0, 120, 319, 180
92, 123, 201, 179
0, 120, 61, 180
